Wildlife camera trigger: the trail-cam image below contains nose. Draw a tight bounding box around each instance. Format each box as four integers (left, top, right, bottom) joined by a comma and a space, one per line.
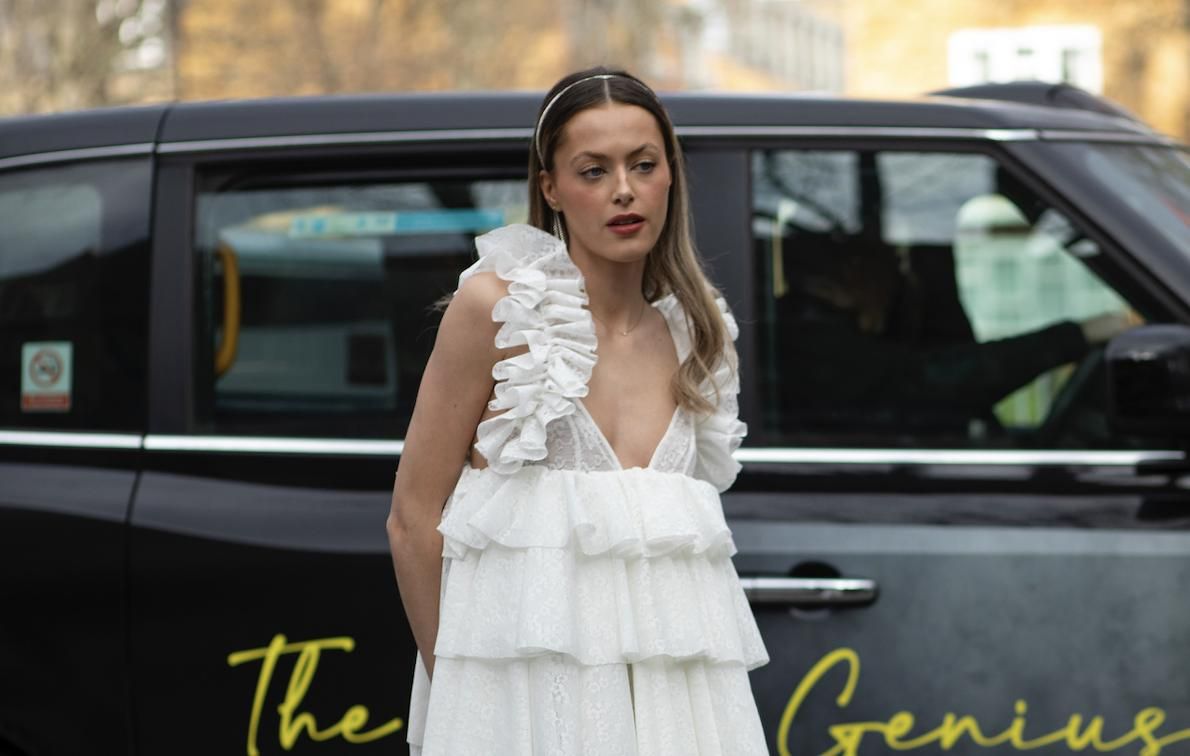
613, 166, 634, 205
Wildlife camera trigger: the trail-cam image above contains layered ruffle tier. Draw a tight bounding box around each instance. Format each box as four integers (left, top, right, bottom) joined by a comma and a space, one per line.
434, 464, 769, 669
407, 463, 772, 755
414, 652, 770, 755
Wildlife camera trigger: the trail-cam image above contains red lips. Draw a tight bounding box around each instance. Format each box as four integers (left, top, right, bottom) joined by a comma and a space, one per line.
608, 213, 645, 226
607, 214, 645, 236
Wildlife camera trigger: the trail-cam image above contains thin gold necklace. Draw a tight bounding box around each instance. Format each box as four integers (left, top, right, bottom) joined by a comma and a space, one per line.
588, 299, 647, 336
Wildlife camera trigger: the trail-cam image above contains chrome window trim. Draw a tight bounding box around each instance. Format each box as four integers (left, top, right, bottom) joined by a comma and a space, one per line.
677, 126, 1042, 141
3, 430, 1182, 467
154, 126, 1175, 157
4, 127, 1174, 169
156, 126, 1041, 156
734, 448, 1184, 466
0, 143, 154, 172
1038, 129, 1181, 146
0, 430, 141, 449
143, 435, 405, 455
683, 125, 1174, 145
155, 128, 534, 155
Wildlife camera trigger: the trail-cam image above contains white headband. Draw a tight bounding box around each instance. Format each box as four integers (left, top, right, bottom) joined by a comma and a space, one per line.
534, 73, 625, 165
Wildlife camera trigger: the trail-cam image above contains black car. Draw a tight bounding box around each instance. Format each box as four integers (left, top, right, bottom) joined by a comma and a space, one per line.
2, 83, 1189, 756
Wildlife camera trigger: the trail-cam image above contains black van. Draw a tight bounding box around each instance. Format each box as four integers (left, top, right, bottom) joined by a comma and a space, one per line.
1, 83, 1188, 756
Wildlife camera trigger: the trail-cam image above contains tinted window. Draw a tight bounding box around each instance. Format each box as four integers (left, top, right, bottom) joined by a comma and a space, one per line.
194, 171, 525, 438
0, 159, 151, 431
752, 148, 1158, 449
1053, 143, 1190, 253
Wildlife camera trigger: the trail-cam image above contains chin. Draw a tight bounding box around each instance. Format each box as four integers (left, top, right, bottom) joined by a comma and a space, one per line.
571, 230, 655, 264
600, 240, 656, 264
608, 229, 664, 259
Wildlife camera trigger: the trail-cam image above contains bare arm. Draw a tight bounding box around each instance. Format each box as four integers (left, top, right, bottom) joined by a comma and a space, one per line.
386, 272, 507, 680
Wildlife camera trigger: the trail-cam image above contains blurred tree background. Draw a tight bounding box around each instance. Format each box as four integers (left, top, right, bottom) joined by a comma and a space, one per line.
0, 0, 170, 113
0, 0, 1186, 140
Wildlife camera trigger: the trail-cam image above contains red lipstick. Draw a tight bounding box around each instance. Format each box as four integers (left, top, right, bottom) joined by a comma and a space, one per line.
607, 213, 645, 236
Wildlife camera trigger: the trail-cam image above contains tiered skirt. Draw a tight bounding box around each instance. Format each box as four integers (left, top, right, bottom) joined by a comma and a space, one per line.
406, 465, 771, 755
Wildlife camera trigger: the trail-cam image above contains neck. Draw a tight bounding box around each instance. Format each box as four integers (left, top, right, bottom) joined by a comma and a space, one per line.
566, 242, 648, 327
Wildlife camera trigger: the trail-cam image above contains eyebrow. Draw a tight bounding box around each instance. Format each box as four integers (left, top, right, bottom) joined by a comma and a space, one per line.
569, 143, 660, 165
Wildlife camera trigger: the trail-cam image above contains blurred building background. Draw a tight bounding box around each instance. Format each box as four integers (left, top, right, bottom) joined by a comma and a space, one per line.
0, 0, 1186, 140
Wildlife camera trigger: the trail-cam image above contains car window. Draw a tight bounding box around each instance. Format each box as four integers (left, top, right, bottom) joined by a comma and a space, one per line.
193, 172, 525, 439
0, 159, 151, 431
1054, 143, 1190, 254
751, 147, 1157, 449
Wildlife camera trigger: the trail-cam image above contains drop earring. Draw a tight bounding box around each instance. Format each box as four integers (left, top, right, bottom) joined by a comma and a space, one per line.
552, 209, 567, 245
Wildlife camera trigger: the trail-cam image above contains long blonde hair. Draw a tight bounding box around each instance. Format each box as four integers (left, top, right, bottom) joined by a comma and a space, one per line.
531, 66, 734, 414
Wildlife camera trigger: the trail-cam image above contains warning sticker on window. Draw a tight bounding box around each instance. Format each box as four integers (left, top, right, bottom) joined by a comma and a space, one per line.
21, 341, 72, 412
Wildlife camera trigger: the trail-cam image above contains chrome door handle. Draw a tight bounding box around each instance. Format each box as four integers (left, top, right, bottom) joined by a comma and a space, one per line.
738, 576, 878, 607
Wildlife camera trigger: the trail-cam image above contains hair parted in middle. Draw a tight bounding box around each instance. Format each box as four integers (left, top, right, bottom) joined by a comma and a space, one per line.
530, 65, 735, 415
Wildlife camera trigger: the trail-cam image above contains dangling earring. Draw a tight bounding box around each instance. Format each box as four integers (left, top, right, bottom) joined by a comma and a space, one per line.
552, 210, 567, 245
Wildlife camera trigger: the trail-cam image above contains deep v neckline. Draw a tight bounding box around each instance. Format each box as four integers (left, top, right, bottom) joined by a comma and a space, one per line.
575, 295, 685, 471
575, 399, 683, 471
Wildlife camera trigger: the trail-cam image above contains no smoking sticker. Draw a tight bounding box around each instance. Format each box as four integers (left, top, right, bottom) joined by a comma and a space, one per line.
21, 341, 72, 412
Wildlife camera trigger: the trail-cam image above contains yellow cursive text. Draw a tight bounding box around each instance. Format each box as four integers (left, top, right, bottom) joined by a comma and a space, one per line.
779, 648, 1190, 756
227, 633, 404, 756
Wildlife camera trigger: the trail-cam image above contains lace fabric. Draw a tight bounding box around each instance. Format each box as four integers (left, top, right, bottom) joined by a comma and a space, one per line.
407, 224, 769, 755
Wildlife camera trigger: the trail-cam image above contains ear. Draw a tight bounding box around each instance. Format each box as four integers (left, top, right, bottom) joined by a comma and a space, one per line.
538, 168, 559, 211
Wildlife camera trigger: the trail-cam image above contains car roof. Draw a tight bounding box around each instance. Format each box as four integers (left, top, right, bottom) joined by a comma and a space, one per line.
0, 89, 1161, 163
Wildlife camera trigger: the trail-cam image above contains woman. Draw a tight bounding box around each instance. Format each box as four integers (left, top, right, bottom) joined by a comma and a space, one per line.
387, 67, 770, 755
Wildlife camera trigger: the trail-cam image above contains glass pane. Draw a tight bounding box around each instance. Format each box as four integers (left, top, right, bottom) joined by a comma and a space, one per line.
751, 148, 1153, 449
1053, 143, 1190, 254
195, 174, 526, 438
0, 160, 151, 431
881, 152, 996, 244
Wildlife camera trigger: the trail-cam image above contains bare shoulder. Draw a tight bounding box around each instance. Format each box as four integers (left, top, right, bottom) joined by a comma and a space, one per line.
439, 271, 528, 364
436, 271, 507, 348
449, 271, 508, 319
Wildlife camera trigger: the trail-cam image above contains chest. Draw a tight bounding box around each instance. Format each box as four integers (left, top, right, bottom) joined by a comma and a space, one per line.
580, 318, 680, 468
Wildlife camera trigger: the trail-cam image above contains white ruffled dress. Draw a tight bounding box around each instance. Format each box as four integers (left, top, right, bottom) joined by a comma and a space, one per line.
406, 224, 770, 755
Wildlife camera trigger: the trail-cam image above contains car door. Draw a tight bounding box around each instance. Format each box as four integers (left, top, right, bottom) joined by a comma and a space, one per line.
131, 135, 529, 755
0, 149, 154, 755
727, 137, 1190, 755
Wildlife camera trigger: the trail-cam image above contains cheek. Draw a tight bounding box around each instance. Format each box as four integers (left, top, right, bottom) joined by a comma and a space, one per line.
568, 187, 606, 219
555, 176, 589, 203
646, 170, 672, 212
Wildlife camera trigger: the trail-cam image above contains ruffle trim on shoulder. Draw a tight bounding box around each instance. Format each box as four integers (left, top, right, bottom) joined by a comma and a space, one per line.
695, 296, 747, 493
655, 294, 747, 493
458, 224, 597, 475
434, 465, 769, 670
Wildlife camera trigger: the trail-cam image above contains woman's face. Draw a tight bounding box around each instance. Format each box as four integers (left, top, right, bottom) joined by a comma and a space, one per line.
539, 102, 672, 265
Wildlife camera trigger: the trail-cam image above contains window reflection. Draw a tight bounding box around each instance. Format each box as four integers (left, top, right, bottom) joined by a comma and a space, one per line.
195, 175, 525, 439
752, 149, 1149, 449
0, 159, 151, 431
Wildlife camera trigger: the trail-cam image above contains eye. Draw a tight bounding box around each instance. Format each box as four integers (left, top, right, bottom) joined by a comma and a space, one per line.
635, 160, 656, 173
580, 166, 606, 179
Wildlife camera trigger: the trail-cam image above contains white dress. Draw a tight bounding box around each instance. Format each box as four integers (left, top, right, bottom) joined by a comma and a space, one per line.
405, 224, 771, 756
